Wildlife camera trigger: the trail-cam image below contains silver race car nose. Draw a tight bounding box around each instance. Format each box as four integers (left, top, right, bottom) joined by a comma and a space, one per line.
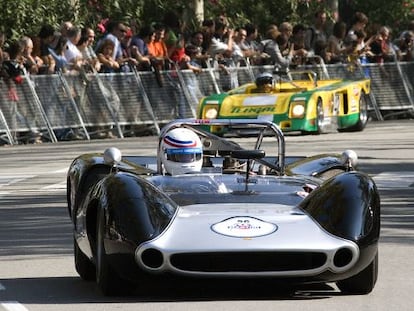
135, 203, 360, 277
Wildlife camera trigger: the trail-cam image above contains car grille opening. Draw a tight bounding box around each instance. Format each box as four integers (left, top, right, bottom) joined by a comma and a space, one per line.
170, 252, 327, 272
333, 248, 354, 268
141, 248, 164, 269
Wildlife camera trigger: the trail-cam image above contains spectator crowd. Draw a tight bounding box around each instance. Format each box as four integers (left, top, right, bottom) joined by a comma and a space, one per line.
0, 10, 413, 144
1, 10, 413, 79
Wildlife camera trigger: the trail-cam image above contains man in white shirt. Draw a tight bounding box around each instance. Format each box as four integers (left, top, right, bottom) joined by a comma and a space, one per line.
209, 18, 234, 59
64, 26, 83, 70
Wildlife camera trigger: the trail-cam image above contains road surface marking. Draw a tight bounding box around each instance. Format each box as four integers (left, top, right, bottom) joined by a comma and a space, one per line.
0, 176, 35, 188
374, 172, 414, 189
0, 302, 29, 311
41, 181, 67, 190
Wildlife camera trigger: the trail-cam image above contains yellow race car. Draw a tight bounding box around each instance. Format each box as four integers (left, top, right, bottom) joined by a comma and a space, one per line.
197, 71, 370, 135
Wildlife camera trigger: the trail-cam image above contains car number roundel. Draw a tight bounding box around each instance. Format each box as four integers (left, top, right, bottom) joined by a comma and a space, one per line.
211, 216, 278, 238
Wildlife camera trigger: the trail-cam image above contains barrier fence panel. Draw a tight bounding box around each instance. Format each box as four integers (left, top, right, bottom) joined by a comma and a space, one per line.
325, 63, 365, 80
0, 61, 413, 144
237, 65, 256, 86
196, 67, 221, 95
34, 74, 87, 140
57, 72, 90, 140
139, 70, 189, 123
365, 62, 413, 112
131, 67, 160, 134
83, 73, 154, 127
403, 62, 414, 93
0, 76, 55, 144
178, 69, 204, 116
0, 107, 14, 145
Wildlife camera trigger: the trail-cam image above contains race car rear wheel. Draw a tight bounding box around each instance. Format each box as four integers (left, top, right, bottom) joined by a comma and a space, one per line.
96, 208, 126, 296
339, 92, 369, 132
74, 237, 96, 281
336, 252, 378, 295
316, 98, 326, 134
352, 92, 369, 131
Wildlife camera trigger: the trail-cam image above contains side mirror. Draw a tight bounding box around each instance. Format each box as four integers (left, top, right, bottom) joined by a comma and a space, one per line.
341, 149, 358, 171
104, 147, 122, 167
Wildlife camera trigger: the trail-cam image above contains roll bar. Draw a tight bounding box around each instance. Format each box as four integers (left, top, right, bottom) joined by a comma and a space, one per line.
157, 119, 286, 175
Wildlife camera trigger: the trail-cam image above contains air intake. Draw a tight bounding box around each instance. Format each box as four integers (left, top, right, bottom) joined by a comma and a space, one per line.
333, 248, 354, 268
170, 251, 327, 272
141, 248, 164, 269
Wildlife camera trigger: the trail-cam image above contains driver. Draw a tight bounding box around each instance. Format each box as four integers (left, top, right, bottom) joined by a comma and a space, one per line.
159, 127, 203, 175
253, 72, 274, 93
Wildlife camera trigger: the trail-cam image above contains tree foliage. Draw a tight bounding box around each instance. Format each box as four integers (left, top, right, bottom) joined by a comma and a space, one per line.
0, 0, 412, 42
348, 0, 414, 33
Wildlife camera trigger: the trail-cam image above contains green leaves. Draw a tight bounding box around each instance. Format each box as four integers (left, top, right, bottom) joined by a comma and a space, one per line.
0, 0, 412, 43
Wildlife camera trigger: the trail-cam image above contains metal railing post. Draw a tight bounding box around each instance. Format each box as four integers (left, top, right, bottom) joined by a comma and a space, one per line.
131, 66, 161, 135
24, 69, 58, 142
91, 71, 124, 139
57, 70, 91, 140
0, 108, 15, 145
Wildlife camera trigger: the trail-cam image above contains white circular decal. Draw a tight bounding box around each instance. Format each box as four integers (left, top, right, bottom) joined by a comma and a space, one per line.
211, 216, 277, 238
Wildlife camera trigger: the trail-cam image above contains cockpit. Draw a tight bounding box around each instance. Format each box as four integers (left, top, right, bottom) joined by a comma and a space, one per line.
149, 174, 316, 206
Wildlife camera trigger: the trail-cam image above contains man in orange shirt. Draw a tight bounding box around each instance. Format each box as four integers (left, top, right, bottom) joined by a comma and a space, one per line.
147, 23, 169, 69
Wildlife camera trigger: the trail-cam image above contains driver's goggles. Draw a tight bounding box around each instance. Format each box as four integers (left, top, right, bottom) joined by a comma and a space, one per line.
166, 148, 202, 163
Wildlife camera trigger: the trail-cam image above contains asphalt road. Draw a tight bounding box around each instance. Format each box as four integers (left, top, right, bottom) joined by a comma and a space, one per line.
0, 120, 413, 311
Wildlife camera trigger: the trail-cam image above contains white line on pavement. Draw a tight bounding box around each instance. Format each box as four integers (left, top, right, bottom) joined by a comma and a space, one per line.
41, 181, 67, 190
374, 171, 414, 189
53, 168, 68, 174
0, 176, 35, 189
0, 301, 29, 311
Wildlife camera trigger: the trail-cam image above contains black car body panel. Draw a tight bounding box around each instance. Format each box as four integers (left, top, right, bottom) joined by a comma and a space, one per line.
67, 119, 380, 295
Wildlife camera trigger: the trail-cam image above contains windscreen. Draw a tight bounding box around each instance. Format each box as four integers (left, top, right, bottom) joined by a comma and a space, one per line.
149, 174, 309, 206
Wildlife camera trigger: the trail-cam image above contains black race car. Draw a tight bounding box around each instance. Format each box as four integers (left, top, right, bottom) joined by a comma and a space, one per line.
67, 119, 380, 296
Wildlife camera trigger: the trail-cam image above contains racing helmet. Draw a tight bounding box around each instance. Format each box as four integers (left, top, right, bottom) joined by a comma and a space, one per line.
160, 128, 203, 175
255, 72, 274, 88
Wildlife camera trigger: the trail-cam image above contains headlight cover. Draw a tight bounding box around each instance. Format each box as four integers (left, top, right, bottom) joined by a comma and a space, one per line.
204, 106, 218, 119
290, 102, 306, 118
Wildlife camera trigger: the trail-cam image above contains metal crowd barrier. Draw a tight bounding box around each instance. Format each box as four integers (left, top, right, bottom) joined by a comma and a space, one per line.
1, 60, 413, 145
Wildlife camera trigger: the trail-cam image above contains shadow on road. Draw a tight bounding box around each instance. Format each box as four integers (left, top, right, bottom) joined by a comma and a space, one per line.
0, 276, 344, 303
0, 193, 72, 257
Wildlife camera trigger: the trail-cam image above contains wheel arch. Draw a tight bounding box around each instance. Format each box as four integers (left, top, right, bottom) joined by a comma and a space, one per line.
299, 171, 381, 244
94, 173, 178, 247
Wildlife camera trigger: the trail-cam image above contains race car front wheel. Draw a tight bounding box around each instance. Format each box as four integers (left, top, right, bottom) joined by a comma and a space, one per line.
336, 252, 378, 295
302, 98, 325, 135
96, 208, 125, 296
74, 237, 95, 281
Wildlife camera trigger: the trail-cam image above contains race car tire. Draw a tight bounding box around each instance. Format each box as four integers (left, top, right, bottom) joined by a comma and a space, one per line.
96, 208, 126, 296
336, 252, 378, 295
353, 92, 369, 131
339, 92, 369, 132
315, 98, 325, 134
74, 237, 96, 281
